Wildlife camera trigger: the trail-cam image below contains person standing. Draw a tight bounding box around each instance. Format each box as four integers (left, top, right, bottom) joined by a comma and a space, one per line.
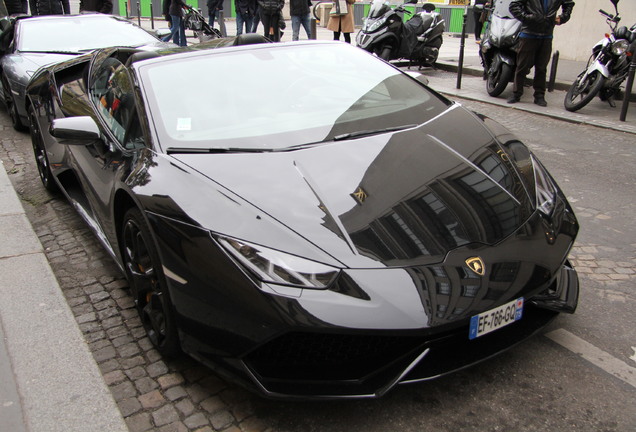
79, 0, 113, 13
257, 0, 283, 42
472, 0, 488, 42
162, 0, 187, 46
327, 0, 355, 43
4, 0, 28, 14
289, 0, 311, 41
507, 0, 574, 106
207, 0, 223, 28
30, 0, 70, 15
235, 0, 256, 35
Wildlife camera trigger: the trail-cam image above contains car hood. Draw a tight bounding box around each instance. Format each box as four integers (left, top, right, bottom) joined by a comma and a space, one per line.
10, 52, 78, 75
170, 105, 536, 269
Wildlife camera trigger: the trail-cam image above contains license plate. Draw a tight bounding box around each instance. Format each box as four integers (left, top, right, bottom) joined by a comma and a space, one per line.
469, 297, 524, 340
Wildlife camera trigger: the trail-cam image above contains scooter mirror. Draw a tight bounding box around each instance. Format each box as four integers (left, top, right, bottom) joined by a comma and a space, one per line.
610, 0, 619, 10
422, 3, 437, 12
405, 0, 418, 5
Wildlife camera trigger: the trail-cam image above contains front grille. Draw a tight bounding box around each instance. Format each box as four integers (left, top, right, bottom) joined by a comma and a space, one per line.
244, 332, 424, 382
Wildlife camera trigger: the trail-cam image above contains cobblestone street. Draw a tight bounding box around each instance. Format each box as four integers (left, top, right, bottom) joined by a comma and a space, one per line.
1, 92, 635, 431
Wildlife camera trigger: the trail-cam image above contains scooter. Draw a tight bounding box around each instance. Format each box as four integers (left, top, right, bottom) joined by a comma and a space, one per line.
564, 0, 636, 112
479, 0, 521, 97
356, 0, 445, 67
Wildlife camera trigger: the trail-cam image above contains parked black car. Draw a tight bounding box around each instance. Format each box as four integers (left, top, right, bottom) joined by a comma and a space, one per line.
26, 38, 579, 399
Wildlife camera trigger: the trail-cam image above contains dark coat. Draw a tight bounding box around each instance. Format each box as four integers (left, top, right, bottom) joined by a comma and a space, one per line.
509, 0, 574, 37
289, 0, 310, 17
207, 0, 223, 12
257, 0, 283, 14
235, 0, 256, 16
30, 0, 70, 15
79, 0, 113, 13
4, 0, 28, 14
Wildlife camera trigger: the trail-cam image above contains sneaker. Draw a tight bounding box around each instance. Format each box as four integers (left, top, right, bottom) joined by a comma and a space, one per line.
534, 97, 547, 107
507, 95, 520, 104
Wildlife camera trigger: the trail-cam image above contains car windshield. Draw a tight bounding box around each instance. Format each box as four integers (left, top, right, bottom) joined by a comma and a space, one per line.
16, 15, 159, 52
140, 42, 448, 151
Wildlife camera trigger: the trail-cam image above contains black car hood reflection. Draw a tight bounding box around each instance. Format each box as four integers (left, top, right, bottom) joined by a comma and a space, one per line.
170, 106, 533, 268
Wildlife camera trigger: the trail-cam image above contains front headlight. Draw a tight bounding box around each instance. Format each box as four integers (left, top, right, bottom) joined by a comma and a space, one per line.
611, 39, 629, 55
217, 236, 340, 289
531, 155, 557, 217
364, 17, 387, 33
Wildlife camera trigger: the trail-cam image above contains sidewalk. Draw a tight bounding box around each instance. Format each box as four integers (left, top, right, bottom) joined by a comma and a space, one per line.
427, 34, 636, 135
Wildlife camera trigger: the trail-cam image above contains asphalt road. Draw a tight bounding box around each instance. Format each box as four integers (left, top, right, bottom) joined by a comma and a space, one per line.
1, 91, 635, 432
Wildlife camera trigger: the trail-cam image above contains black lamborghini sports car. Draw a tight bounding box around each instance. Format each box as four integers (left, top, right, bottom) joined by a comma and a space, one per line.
26, 36, 579, 399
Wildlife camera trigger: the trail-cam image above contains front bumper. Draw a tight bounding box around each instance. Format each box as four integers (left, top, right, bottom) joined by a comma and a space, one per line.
239, 262, 579, 399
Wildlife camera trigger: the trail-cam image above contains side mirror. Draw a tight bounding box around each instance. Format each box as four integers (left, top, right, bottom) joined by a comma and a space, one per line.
50, 116, 100, 145
153, 28, 172, 39
405, 71, 429, 86
406, 0, 418, 4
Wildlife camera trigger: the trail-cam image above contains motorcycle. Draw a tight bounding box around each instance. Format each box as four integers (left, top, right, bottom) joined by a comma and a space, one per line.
356, 0, 445, 68
564, 0, 636, 112
479, 0, 521, 97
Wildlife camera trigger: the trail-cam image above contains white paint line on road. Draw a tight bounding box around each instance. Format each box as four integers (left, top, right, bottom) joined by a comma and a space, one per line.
545, 328, 636, 389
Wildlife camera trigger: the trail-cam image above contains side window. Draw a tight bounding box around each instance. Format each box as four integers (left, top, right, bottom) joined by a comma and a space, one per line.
89, 53, 143, 149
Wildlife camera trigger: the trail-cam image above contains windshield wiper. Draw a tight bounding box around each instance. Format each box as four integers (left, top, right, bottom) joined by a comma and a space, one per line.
21, 50, 84, 55
166, 147, 274, 154
333, 124, 418, 141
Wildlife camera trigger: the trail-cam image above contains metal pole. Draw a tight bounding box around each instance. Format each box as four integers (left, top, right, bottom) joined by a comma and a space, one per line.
548, 50, 559, 92
619, 42, 636, 122
137, 2, 141, 26
125, 1, 129, 19
310, 18, 317, 40
456, 6, 468, 89
150, 3, 154, 29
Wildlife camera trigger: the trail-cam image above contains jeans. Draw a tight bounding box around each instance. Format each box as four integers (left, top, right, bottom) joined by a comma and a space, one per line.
163, 15, 187, 46
208, 9, 219, 27
236, 12, 254, 35
291, 13, 311, 41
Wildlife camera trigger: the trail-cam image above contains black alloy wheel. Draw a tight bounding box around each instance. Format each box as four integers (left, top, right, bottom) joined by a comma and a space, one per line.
564, 69, 606, 112
2, 74, 27, 132
29, 106, 58, 193
122, 208, 180, 357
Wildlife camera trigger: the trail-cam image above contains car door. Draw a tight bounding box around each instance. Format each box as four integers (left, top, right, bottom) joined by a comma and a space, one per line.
66, 49, 147, 251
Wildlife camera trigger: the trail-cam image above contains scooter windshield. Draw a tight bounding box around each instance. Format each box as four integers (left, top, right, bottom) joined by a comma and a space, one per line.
492, 0, 515, 19
368, 0, 392, 18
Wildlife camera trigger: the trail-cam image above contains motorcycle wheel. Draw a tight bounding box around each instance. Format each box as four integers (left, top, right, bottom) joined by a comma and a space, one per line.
486, 63, 513, 97
564, 70, 605, 112
379, 46, 392, 61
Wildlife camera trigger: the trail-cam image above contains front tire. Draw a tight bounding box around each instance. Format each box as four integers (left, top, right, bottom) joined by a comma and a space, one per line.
2, 74, 27, 132
379, 45, 392, 61
121, 208, 180, 357
486, 62, 513, 97
29, 106, 58, 193
564, 70, 605, 112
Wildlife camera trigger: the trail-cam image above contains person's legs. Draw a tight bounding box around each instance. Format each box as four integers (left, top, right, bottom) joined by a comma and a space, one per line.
509, 37, 535, 102
168, 15, 181, 45
532, 38, 553, 101
291, 14, 301, 41
236, 12, 245, 35
301, 13, 311, 39
343, 32, 351, 43
261, 13, 272, 38
178, 18, 187, 46
333, 31, 340, 41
